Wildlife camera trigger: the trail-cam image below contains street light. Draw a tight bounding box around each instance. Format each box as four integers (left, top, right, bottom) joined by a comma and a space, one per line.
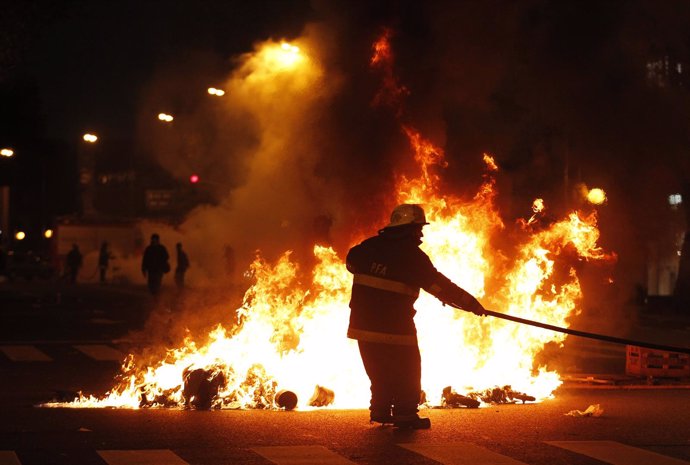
586, 188, 607, 205
82, 133, 98, 143
158, 113, 174, 122
1, 148, 14, 157
207, 87, 225, 96
15, 231, 25, 241
44, 229, 53, 239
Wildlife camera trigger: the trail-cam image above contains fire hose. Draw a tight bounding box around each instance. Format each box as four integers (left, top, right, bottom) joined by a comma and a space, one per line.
449, 304, 690, 355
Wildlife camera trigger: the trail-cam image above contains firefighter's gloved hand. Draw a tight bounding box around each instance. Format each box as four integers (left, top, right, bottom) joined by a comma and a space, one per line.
468, 303, 487, 317
445, 299, 486, 316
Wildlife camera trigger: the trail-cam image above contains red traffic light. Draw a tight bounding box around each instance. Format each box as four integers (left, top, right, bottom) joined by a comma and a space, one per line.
189, 174, 200, 184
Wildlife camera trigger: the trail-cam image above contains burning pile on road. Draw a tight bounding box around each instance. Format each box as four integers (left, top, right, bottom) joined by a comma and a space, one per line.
43, 32, 614, 411
45, 154, 612, 411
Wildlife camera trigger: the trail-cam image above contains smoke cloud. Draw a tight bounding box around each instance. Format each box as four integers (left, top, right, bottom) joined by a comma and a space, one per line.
122, 1, 690, 334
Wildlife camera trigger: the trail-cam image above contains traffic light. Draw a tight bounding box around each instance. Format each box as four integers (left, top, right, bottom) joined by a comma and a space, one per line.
189, 174, 200, 184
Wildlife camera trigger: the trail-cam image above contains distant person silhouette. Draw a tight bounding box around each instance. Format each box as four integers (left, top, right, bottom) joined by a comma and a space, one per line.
141, 233, 170, 295
98, 241, 112, 284
175, 242, 189, 290
65, 244, 83, 284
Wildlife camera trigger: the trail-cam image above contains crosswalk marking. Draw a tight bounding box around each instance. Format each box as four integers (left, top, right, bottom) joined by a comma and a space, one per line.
400, 442, 529, 465
546, 440, 690, 465
73, 344, 125, 361
0, 345, 52, 362
98, 449, 190, 465
1, 441, 687, 465
252, 445, 358, 465
0, 451, 21, 465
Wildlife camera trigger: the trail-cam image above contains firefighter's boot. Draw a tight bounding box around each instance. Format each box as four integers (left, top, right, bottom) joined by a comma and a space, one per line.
370, 410, 393, 425
392, 414, 431, 429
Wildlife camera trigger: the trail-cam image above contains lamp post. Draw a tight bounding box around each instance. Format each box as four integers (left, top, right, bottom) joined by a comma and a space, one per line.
79, 133, 98, 217
0, 148, 14, 247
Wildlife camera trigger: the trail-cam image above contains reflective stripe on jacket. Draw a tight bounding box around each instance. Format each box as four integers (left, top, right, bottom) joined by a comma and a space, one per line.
346, 228, 443, 345
346, 327, 418, 345
353, 274, 420, 297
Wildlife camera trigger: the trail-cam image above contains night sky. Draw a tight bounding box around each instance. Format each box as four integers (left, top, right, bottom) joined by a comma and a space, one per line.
1, 0, 311, 138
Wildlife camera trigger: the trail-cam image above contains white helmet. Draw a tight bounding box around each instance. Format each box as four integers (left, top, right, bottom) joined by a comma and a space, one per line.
386, 204, 429, 228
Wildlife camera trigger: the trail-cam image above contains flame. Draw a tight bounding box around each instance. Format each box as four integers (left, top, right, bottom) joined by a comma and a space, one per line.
52, 129, 613, 410
390, 129, 609, 404
532, 198, 545, 213
50, 169, 612, 409
48, 31, 616, 411
370, 28, 409, 110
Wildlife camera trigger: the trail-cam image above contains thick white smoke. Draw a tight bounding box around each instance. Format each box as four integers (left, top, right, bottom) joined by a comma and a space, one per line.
131, 26, 351, 289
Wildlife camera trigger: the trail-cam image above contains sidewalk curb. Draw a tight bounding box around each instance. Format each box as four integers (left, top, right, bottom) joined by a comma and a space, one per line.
558, 383, 690, 390
560, 373, 690, 389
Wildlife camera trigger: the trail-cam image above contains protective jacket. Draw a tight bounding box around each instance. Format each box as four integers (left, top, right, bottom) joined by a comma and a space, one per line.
346, 227, 483, 346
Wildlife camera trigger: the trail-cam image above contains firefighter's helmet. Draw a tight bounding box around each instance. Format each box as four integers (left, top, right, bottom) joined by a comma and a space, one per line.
386, 204, 429, 228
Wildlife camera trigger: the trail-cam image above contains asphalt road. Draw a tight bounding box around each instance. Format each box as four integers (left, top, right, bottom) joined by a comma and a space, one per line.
1, 389, 689, 465
1, 279, 690, 465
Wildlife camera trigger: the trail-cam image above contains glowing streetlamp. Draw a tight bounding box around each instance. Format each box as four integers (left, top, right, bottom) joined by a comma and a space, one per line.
44, 229, 53, 239
158, 113, 174, 122
82, 133, 98, 143
15, 231, 25, 241
274, 42, 302, 68
586, 188, 607, 205
1, 148, 14, 157
207, 87, 225, 96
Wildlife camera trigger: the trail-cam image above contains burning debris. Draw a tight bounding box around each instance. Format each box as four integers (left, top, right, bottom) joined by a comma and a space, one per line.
235, 364, 278, 410
441, 386, 480, 409
275, 390, 298, 410
308, 385, 335, 407
441, 385, 536, 408
467, 386, 537, 405
182, 367, 227, 410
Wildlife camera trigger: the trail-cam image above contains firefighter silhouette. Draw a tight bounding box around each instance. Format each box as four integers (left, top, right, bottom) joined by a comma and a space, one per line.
347, 204, 486, 429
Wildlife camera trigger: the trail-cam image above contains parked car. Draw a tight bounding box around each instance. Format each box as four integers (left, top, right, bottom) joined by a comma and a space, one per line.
0, 250, 55, 281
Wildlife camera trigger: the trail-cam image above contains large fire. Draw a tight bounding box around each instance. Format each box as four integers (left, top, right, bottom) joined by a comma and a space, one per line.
45, 34, 614, 410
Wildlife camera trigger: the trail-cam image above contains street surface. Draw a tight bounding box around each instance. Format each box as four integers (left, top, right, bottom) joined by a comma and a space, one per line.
1, 280, 689, 465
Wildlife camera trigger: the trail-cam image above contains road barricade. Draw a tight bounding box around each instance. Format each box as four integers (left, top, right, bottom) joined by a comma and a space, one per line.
625, 345, 690, 378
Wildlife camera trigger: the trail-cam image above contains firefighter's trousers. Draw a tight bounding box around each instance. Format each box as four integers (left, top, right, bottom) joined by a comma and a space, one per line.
357, 340, 421, 417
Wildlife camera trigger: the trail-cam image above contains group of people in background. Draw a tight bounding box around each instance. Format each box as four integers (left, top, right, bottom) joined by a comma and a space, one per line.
63, 233, 190, 295
140, 233, 189, 295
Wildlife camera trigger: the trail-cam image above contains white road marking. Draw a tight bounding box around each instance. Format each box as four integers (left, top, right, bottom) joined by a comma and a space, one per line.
252, 445, 358, 465
400, 442, 529, 465
0, 451, 21, 465
98, 449, 190, 465
73, 344, 125, 361
0, 345, 52, 362
546, 440, 690, 465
